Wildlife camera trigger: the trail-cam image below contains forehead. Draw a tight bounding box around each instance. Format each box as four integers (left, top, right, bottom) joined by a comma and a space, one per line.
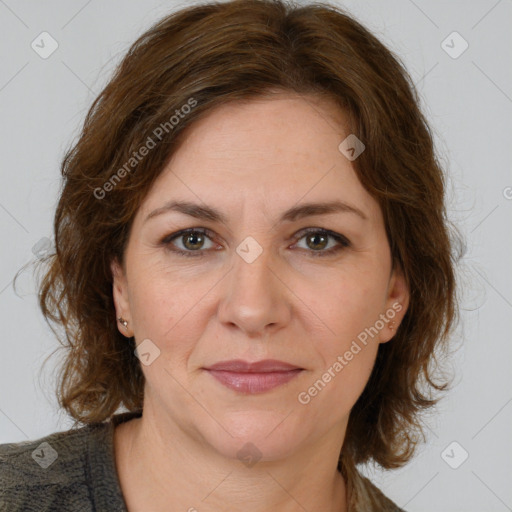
172, 93, 350, 169
137, 94, 380, 225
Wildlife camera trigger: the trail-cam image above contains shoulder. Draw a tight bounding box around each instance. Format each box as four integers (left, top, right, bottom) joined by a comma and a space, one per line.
0, 416, 129, 512
353, 473, 406, 512
342, 458, 406, 512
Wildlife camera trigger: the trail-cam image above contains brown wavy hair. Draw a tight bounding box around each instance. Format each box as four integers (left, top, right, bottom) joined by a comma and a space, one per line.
29, 0, 461, 470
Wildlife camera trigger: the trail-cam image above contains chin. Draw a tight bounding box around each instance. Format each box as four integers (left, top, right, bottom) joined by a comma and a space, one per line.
197, 409, 308, 464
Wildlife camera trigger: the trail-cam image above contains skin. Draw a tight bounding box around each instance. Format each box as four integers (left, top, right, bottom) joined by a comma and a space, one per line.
111, 92, 409, 512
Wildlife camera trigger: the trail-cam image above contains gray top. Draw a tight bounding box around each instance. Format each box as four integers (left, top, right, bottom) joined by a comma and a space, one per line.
0, 411, 140, 511
0, 410, 405, 511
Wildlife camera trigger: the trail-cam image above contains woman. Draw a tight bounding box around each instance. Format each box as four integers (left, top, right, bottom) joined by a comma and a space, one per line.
0, 0, 458, 510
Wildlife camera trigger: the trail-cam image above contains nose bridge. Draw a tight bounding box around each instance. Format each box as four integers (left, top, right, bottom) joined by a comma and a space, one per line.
218, 239, 289, 334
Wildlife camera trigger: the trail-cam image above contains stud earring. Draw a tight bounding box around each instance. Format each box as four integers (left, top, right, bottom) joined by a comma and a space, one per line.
389, 321, 395, 331
118, 317, 128, 329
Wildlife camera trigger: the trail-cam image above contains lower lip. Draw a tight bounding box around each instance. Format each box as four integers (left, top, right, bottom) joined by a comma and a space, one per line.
205, 369, 303, 394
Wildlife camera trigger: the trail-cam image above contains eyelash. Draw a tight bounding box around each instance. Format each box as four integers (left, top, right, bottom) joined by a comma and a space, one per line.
160, 227, 351, 258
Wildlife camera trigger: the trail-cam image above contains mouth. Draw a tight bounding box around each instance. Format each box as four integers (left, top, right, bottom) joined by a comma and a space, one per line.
203, 359, 304, 394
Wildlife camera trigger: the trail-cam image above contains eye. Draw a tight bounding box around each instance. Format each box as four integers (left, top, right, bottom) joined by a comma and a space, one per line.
161, 228, 218, 257
291, 228, 350, 257
160, 227, 351, 258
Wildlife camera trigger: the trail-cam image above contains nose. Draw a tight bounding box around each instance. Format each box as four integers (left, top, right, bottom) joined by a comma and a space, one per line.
217, 244, 291, 337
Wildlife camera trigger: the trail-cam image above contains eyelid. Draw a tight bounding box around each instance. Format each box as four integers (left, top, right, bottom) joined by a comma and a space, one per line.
160, 227, 220, 251
292, 227, 350, 245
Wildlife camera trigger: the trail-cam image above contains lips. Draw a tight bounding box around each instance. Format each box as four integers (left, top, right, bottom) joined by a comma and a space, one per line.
203, 359, 303, 394
205, 359, 301, 372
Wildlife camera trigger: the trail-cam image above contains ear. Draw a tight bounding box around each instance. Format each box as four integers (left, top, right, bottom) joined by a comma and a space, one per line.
111, 257, 134, 337
379, 264, 409, 344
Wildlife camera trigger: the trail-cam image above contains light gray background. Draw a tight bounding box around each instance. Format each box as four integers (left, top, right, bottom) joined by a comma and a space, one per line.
1, 1, 511, 511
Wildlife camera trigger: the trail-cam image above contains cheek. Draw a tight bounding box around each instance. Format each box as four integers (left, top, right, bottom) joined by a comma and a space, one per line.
128, 268, 201, 343
299, 324, 379, 418
127, 264, 221, 372
306, 269, 388, 341
332, 347, 377, 409
298, 271, 386, 399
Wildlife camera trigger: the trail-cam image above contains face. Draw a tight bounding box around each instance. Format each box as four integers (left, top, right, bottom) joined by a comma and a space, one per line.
111, 93, 409, 463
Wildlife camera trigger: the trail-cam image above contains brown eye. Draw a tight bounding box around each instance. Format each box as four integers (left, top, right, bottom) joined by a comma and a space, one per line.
293, 228, 350, 257
161, 228, 217, 257
181, 231, 206, 250
305, 232, 329, 251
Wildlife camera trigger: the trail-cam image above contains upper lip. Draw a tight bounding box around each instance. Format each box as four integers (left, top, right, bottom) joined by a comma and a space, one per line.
204, 359, 302, 372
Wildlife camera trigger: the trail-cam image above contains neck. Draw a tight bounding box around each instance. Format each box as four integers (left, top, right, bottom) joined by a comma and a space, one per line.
114, 408, 349, 512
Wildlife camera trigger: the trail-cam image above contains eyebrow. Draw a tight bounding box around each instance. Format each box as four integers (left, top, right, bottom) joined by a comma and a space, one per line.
144, 199, 368, 225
